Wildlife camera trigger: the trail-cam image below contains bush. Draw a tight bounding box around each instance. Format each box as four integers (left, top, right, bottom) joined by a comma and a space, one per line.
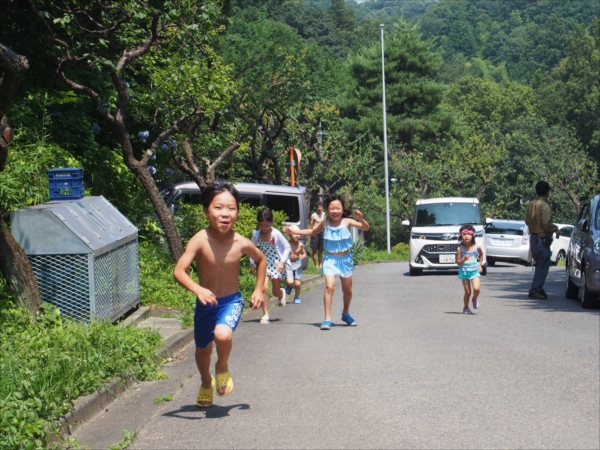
139, 241, 197, 311
176, 203, 288, 243
0, 304, 164, 448
392, 242, 409, 254
351, 237, 366, 265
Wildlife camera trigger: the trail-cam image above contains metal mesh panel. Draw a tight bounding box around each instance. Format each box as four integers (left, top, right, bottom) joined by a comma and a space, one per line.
29, 254, 91, 321
93, 240, 140, 321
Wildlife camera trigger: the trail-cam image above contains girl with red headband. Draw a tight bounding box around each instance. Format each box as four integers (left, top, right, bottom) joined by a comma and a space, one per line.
457, 224, 485, 314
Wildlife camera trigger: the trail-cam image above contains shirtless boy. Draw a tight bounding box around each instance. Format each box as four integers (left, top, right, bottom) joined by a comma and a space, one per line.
284, 225, 307, 304
173, 181, 267, 408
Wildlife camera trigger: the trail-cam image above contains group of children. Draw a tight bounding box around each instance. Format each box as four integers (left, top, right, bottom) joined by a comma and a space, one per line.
173, 180, 483, 408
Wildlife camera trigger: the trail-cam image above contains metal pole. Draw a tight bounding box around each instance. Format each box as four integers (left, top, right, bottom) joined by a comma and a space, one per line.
381, 24, 391, 253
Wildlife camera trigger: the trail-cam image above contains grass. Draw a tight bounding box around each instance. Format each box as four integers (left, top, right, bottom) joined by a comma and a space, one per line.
0, 303, 165, 448
153, 394, 173, 404
361, 248, 409, 263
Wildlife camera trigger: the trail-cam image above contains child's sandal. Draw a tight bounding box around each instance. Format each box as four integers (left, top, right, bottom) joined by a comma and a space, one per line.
215, 371, 234, 397
197, 376, 214, 408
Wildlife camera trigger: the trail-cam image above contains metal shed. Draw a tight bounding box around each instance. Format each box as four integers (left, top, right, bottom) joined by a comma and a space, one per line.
10, 196, 140, 322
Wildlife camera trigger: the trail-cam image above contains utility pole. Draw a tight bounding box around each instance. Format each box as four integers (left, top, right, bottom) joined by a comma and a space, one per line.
381, 24, 391, 253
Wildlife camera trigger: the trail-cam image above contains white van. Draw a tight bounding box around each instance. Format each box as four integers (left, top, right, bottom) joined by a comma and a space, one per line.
402, 197, 488, 276
162, 181, 309, 268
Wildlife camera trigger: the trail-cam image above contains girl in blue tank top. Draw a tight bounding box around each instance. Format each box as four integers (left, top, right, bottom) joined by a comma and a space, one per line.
284, 195, 370, 330
456, 224, 486, 314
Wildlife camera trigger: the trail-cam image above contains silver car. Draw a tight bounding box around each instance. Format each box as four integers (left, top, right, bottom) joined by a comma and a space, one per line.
485, 220, 532, 266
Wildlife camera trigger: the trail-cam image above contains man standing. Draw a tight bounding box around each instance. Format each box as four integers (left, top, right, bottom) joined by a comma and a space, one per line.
525, 181, 561, 299
309, 200, 326, 268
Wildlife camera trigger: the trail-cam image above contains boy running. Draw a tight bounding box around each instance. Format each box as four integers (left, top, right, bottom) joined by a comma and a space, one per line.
174, 181, 266, 408
285, 225, 307, 304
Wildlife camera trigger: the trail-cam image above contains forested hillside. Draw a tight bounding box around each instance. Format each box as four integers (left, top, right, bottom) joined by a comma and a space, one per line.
0, 0, 598, 253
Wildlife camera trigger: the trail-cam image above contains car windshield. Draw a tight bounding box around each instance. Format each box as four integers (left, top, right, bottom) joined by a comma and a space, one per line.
414, 202, 482, 227
486, 223, 525, 236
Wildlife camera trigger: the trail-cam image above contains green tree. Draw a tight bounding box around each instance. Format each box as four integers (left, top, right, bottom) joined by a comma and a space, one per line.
19, 0, 232, 262
0, 42, 42, 312
341, 20, 456, 149
218, 9, 311, 184
535, 21, 600, 164
444, 76, 536, 131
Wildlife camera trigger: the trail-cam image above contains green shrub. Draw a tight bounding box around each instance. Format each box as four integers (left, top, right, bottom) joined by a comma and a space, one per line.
176, 203, 288, 244
139, 241, 197, 311
351, 237, 366, 264
392, 242, 409, 253
0, 304, 164, 448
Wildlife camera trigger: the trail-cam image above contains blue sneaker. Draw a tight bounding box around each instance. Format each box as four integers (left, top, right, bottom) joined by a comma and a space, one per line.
341, 313, 357, 326
285, 285, 293, 295
320, 320, 332, 330
294, 297, 301, 304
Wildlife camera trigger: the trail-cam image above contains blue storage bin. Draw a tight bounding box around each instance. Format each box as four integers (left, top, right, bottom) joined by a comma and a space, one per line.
48, 168, 84, 200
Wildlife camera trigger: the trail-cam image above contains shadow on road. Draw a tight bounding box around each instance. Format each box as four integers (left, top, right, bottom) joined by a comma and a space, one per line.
243, 318, 281, 324
486, 264, 599, 314
162, 403, 250, 420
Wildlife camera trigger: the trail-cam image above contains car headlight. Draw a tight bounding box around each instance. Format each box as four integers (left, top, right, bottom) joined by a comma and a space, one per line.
594, 238, 600, 256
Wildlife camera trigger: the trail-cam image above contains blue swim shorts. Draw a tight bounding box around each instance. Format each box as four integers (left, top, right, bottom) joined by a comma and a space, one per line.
194, 291, 244, 348
322, 252, 354, 278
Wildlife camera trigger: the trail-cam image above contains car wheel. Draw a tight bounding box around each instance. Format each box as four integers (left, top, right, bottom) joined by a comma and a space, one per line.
565, 261, 578, 299
487, 257, 496, 267
580, 271, 598, 309
554, 250, 566, 266
409, 267, 423, 276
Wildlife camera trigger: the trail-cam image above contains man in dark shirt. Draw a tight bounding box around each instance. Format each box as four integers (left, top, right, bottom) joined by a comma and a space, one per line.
524, 181, 561, 299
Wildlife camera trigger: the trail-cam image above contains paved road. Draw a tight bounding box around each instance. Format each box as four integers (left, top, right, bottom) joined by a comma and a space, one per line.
128, 262, 599, 449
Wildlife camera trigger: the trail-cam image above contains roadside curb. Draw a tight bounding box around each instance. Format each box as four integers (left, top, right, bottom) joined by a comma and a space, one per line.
59, 325, 193, 438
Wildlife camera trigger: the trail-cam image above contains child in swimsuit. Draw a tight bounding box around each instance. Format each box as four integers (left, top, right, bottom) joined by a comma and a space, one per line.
250, 208, 291, 324
284, 195, 370, 330
173, 181, 266, 408
285, 225, 307, 304
456, 224, 485, 314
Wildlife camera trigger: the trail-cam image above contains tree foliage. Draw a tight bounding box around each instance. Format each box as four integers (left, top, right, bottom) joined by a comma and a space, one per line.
341, 20, 456, 148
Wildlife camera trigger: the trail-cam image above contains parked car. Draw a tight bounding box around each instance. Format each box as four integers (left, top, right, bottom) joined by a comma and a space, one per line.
485, 220, 531, 266
565, 194, 600, 308
550, 224, 573, 265
402, 197, 487, 276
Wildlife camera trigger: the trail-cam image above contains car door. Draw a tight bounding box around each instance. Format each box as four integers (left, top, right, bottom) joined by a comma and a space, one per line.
570, 202, 591, 283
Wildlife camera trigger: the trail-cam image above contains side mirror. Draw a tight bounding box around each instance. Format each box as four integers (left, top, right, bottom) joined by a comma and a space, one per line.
486, 217, 493, 225
401, 219, 411, 228
577, 219, 588, 232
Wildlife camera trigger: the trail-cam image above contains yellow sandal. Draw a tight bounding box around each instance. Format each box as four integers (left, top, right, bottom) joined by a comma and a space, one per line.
215, 371, 234, 397
197, 376, 214, 408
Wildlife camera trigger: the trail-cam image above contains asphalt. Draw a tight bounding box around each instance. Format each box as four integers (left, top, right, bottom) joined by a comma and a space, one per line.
71, 264, 599, 449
